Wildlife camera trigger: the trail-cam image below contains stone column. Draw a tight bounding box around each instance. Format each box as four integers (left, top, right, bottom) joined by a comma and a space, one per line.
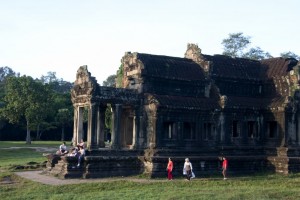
77, 107, 84, 145
259, 115, 265, 145
219, 112, 226, 144
177, 121, 184, 146
297, 113, 300, 145
87, 104, 97, 150
97, 104, 106, 148
241, 120, 248, 145
111, 104, 122, 149
139, 114, 144, 148
132, 110, 140, 149
285, 113, 295, 146
72, 106, 78, 147
149, 114, 157, 149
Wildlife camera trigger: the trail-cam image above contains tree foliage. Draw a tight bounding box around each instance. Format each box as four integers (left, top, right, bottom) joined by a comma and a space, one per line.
222, 32, 272, 60
242, 47, 273, 60
55, 108, 72, 141
102, 75, 116, 87
116, 64, 123, 88
222, 32, 300, 61
0, 76, 54, 144
222, 32, 251, 58
280, 51, 300, 60
0, 66, 17, 130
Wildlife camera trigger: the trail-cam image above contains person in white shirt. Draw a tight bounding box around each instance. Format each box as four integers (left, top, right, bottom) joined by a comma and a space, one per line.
57, 142, 68, 155
183, 158, 193, 181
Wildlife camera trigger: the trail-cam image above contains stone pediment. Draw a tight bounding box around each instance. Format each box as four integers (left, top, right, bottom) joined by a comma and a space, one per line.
71, 65, 99, 103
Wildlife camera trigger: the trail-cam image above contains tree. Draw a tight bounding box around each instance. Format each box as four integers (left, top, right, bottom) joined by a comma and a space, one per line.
242, 47, 272, 60
40, 71, 58, 84
0, 66, 17, 82
0, 66, 18, 131
221, 32, 273, 60
55, 108, 72, 141
40, 71, 73, 93
280, 51, 300, 60
222, 32, 300, 61
222, 32, 251, 57
0, 76, 54, 144
116, 64, 123, 88
102, 75, 116, 87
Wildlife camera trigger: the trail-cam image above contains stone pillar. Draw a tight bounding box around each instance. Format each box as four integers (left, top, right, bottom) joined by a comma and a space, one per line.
77, 107, 84, 145
241, 120, 248, 145
297, 113, 300, 145
259, 115, 265, 144
177, 121, 184, 146
87, 104, 97, 150
139, 114, 144, 148
132, 114, 140, 149
111, 104, 122, 149
148, 114, 157, 149
219, 112, 225, 144
72, 106, 78, 146
97, 104, 106, 148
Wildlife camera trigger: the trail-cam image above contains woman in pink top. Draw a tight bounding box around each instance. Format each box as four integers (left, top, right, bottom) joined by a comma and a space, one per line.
166, 158, 173, 180
222, 157, 228, 180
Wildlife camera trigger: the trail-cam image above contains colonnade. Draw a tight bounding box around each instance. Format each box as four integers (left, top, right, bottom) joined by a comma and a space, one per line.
72, 103, 143, 150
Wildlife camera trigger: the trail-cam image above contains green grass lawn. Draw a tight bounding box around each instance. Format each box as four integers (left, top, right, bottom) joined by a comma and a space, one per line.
0, 141, 300, 200
0, 141, 60, 169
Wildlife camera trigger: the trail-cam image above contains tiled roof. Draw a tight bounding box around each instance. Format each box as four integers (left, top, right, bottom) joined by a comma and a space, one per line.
150, 94, 220, 110
137, 53, 206, 81
202, 55, 298, 81
260, 57, 298, 78
202, 54, 265, 80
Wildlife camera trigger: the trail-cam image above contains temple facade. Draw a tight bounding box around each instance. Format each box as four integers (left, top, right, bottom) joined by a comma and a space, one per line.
46, 44, 300, 178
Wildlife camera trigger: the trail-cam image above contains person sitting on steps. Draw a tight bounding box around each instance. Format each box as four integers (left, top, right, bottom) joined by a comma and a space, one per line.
56, 142, 68, 155
77, 145, 85, 167
77, 139, 86, 149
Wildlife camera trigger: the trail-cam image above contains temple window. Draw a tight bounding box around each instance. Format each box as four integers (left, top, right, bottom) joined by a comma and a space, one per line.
232, 120, 240, 137
183, 122, 196, 140
163, 122, 175, 139
203, 122, 214, 140
247, 121, 258, 138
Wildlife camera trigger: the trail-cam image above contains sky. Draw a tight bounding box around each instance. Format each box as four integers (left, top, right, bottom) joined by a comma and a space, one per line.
1, 0, 299, 84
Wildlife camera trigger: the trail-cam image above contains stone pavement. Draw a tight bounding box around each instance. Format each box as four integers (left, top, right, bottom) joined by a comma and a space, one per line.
15, 171, 168, 185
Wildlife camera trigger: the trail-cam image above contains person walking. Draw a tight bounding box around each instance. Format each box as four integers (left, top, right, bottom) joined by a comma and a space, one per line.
183, 158, 193, 181
222, 157, 228, 180
166, 158, 173, 180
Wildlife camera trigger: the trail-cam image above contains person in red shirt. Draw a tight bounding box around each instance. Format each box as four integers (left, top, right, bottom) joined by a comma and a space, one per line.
166, 157, 173, 180
222, 157, 228, 180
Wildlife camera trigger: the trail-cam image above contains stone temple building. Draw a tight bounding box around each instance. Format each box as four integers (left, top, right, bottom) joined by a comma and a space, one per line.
45, 44, 300, 178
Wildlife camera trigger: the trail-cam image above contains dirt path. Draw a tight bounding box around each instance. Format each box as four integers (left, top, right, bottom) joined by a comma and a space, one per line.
15, 171, 169, 185
1, 147, 57, 153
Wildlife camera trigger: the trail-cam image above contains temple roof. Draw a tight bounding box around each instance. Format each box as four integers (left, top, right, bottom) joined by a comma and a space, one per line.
260, 57, 298, 78
137, 53, 206, 81
202, 54, 264, 80
202, 55, 298, 81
